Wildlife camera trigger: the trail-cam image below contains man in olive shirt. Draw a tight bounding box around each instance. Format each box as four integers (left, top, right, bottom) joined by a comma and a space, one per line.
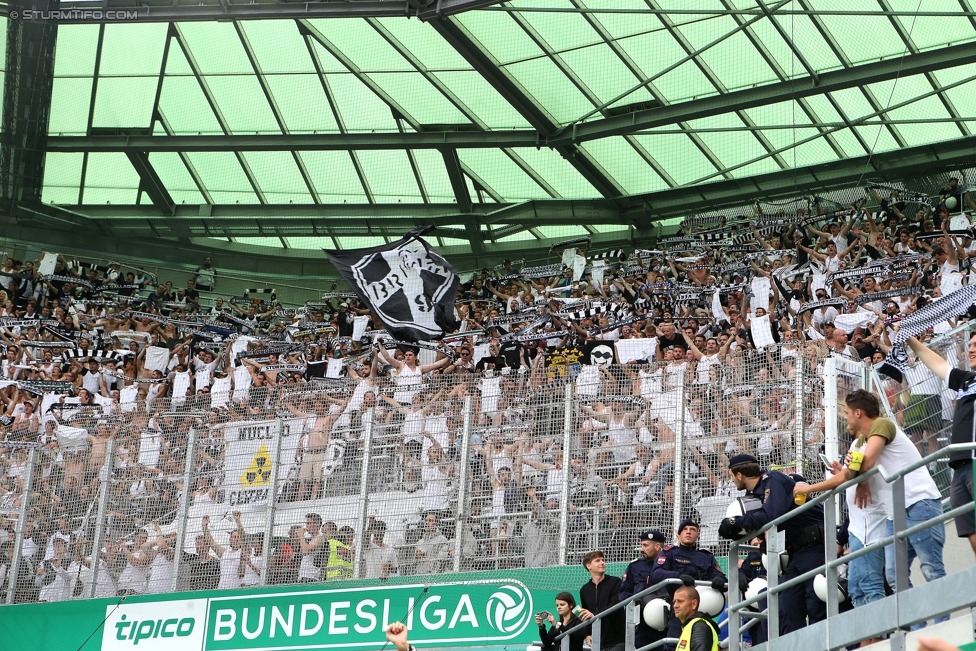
795, 390, 945, 627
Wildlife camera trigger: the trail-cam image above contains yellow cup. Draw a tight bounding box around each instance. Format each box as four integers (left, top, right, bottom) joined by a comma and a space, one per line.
849, 451, 864, 472
794, 493, 807, 506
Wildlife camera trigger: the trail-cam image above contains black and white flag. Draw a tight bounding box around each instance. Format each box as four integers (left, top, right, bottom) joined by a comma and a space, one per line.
324, 226, 460, 342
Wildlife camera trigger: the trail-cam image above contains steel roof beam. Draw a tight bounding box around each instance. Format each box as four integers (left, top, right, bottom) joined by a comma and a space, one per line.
558, 40, 976, 143
126, 151, 176, 216
47, 40, 976, 157
3, 0, 507, 23
45, 131, 546, 152
35, 134, 976, 230
1, 0, 58, 209
430, 17, 626, 198
616, 135, 976, 218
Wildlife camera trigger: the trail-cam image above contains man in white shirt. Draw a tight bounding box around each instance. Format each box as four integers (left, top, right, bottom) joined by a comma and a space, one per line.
203, 514, 244, 590
414, 513, 449, 575
364, 518, 397, 580
117, 529, 151, 595
298, 513, 326, 583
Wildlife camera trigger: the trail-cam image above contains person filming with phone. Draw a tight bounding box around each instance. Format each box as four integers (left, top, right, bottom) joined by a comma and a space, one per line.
536, 592, 587, 651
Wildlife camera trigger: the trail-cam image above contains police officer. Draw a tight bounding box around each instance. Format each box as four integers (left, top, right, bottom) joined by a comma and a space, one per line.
737, 535, 767, 646
619, 530, 666, 649
719, 453, 827, 636
648, 520, 727, 650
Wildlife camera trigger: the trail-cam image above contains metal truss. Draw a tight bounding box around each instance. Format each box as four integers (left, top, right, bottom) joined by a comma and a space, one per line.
0, 0, 507, 23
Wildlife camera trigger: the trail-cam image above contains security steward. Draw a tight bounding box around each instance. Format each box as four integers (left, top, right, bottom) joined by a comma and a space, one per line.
648, 520, 727, 651
719, 454, 827, 635
673, 585, 720, 651
619, 530, 667, 649
326, 529, 354, 580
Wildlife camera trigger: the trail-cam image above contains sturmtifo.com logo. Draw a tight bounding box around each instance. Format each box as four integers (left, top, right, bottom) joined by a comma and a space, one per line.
485, 584, 532, 634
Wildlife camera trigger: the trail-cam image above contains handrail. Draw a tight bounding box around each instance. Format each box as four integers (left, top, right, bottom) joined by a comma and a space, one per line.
730, 500, 974, 612
726, 441, 976, 614
725, 441, 976, 544
553, 577, 715, 641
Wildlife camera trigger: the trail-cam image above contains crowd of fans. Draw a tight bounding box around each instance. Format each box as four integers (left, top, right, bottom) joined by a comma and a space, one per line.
0, 177, 973, 607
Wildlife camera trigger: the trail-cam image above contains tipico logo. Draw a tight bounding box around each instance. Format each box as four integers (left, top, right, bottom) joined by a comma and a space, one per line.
485, 584, 532, 634
101, 599, 208, 651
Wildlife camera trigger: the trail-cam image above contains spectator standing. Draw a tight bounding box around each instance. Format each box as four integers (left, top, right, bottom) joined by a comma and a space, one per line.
116, 529, 151, 596
907, 333, 976, 559
364, 518, 396, 580
298, 513, 326, 583
181, 534, 219, 591
794, 428, 888, 628
194, 257, 217, 293
414, 512, 449, 574
578, 551, 625, 651
814, 390, 947, 628
203, 513, 246, 591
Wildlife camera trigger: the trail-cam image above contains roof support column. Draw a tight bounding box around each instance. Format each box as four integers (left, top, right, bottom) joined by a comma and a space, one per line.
0, 0, 58, 210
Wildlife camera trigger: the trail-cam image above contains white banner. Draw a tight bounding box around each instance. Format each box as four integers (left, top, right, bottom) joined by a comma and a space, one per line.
221, 417, 311, 506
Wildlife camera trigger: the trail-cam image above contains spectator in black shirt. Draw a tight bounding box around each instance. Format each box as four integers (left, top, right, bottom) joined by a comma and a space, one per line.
537, 592, 586, 651
180, 534, 220, 591
654, 321, 686, 359
184, 279, 200, 312
117, 273, 138, 297
935, 177, 975, 215
336, 302, 355, 337
146, 284, 168, 310
578, 551, 625, 651
907, 334, 976, 559
498, 340, 525, 370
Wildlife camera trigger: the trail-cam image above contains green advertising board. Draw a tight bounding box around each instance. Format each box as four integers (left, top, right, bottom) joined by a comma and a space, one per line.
0, 565, 600, 651
0, 560, 732, 651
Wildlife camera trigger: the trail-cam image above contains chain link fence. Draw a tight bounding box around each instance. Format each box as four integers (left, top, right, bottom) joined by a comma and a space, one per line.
0, 340, 878, 605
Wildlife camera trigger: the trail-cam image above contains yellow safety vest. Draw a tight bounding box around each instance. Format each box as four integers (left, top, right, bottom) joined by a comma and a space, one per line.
325, 539, 353, 579
676, 616, 718, 651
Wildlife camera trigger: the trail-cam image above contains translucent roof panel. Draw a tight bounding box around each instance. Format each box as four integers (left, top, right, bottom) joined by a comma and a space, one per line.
27, 1, 976, 256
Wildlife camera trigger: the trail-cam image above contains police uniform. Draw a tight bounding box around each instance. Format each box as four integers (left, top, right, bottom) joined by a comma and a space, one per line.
738, 550, 767, 646
619, 530, 666, 649
719, 454, 827, 636
649, 520, 727, 651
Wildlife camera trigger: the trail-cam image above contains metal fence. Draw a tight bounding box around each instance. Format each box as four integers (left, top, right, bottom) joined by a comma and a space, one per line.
0, 341, 841, 604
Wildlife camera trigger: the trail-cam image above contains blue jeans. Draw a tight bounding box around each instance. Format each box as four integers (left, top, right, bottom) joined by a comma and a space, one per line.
884, 498, 948, 627
847, 533, 886, 608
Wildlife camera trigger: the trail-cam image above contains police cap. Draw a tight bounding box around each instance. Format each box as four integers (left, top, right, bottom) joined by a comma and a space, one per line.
728, 453, 759, 469
640, 530, 666, 543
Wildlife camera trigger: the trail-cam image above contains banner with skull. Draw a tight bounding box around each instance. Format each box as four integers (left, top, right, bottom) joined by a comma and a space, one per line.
583, 340, 618, 367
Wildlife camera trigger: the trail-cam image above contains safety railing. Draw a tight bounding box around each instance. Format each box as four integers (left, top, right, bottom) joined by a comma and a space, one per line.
726, 441, 976, 651
553, 577, 717, 651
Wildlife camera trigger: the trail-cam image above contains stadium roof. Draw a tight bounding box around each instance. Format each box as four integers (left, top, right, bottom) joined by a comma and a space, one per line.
3, 0, 976, 274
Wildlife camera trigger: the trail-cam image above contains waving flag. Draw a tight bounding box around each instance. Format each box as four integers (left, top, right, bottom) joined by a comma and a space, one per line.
325, 227, 460, 342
